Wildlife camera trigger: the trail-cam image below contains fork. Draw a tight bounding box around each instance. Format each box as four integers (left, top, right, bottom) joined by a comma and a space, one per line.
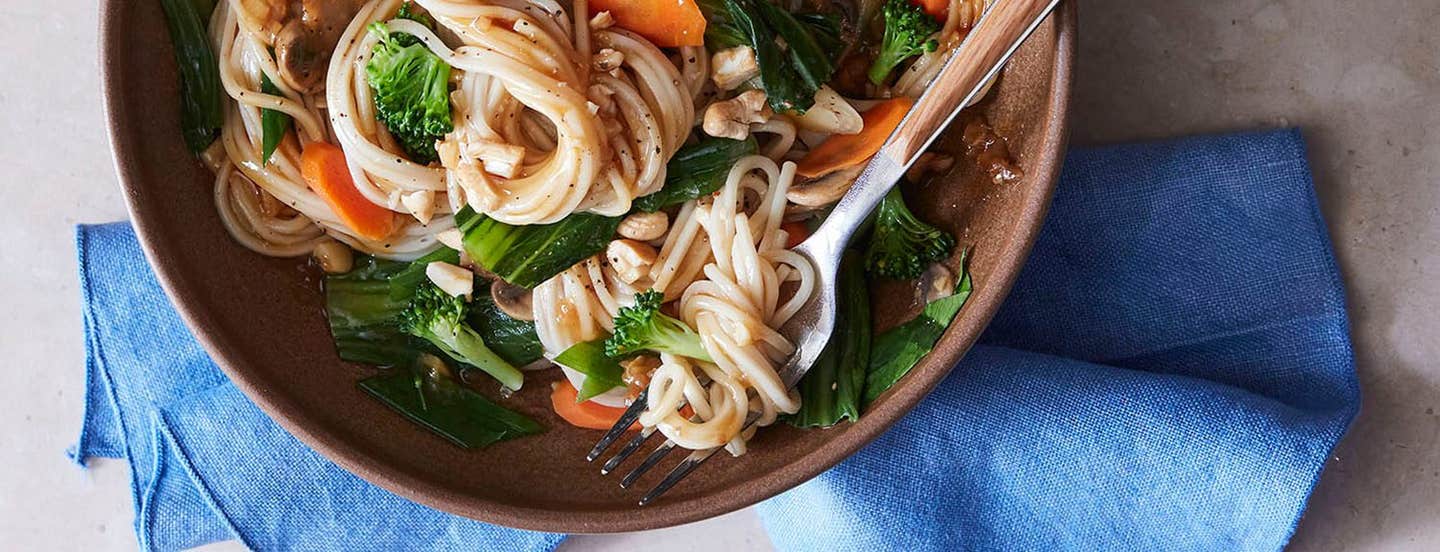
588, 0, 1065, 506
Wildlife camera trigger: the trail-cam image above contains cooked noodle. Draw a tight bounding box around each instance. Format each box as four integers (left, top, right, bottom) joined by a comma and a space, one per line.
197, 0, 980, 456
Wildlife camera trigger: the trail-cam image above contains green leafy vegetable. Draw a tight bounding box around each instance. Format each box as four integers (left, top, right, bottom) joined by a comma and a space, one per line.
554, 340, 626, 401
863, 251, 973, 405
365, 22, 452, 165
703, 0, 840, 113
359, 364, 541, 449
399, 282, 525, 390
795, 12, 847, 65
159, 0, 223, 152
868, 0, 941, 85
751, 0, 837, 94
395, 1, 432, 27
469, 281, 544, 366
866, 186, 956, 279
259, 73, 291, 165
633, 136, 757, 212
789, 253, 871, 428
604, 290, 711, 361
324, 249, 457, 366
455, 207, 620, 288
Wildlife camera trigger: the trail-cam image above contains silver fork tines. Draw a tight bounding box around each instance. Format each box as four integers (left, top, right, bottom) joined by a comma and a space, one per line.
619, 440, 678, 488
585, 390, 649, 462
600, 427, 654, 475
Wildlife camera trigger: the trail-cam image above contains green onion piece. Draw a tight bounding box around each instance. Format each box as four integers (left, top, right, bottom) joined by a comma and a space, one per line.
359, 368, 542, 448
259, 73, 292, 165
159, 0, 224, 153
554, 340, 625, 402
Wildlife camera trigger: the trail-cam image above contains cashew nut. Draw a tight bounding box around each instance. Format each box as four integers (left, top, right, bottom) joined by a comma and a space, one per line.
400, 190, 435, 225
617, 211, 670, 241
593, 48, 624, 73
426, 261, 474, 299
606, 239, 659, 285
589, 10, 615, 30
702, 90, 771, 140
710, 46, 759, 91
794, 86, 862, 135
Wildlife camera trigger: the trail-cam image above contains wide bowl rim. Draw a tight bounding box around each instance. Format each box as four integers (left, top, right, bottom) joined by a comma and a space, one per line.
100, 1, 1075, 533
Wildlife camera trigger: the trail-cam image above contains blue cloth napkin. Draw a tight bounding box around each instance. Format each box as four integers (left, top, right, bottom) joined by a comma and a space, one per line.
71, 128, 1358, 551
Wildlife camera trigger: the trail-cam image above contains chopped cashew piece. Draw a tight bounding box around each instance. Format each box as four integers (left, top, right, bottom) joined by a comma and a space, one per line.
426, 261, 474, 298
617, 211, 670, 241
435, 228, 465, 251
460, 140, 526, 179
312, 240, 354, 274
795, 86, 863, 135
589, 10, 615, 29
710, 46, 759, 91
606, 239, 658, 284
593, 48, 624, 72
786, 164, 863, 207
703, 90, 770, 140
400, 191, 435, 225
919, 263, 956, 304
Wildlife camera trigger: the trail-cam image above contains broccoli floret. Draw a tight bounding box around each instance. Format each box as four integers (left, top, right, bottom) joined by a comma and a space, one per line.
400, 282, 524, 390
364, 22, 452, 165
604, 290, 713, 361
867, 0, 941, 85
865, 186, 956, 279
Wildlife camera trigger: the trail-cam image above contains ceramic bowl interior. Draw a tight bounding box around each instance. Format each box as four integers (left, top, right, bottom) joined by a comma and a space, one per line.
101, 0, 1075, 532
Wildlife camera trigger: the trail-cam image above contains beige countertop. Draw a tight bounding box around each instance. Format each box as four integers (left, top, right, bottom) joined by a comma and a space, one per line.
2, 0, 1436, 550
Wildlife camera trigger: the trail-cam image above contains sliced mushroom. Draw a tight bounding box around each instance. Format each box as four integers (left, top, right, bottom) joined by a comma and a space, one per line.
312, 239, 354, 274
786, 164, 863, 207
273, 0, 362, 94
703, 90, 770, 141
490, 280, 535, 321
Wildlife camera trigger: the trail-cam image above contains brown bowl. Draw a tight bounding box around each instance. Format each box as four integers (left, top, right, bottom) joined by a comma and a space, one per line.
101, 1, 1075, 533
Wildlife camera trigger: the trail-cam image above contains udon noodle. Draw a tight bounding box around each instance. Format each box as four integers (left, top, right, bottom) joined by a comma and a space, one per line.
197, 0, 988, 455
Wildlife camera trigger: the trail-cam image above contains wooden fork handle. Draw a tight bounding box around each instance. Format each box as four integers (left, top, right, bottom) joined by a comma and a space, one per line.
881, 0, 1060, 165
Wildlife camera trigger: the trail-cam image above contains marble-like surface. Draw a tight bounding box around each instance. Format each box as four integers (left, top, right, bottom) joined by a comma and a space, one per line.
1, 0, 1436, 550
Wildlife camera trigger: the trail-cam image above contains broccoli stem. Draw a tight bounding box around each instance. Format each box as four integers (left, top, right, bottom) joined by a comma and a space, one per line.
426, 323, 525, 391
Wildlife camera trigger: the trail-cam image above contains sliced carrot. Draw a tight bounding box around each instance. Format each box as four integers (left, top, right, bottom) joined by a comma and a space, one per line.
588, 0, 706, 47
795, 97, 916, 178
551, 379, 638, 431
782, 221, 812, 248
300, 142, 395, 241
914, 0, 948, 21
